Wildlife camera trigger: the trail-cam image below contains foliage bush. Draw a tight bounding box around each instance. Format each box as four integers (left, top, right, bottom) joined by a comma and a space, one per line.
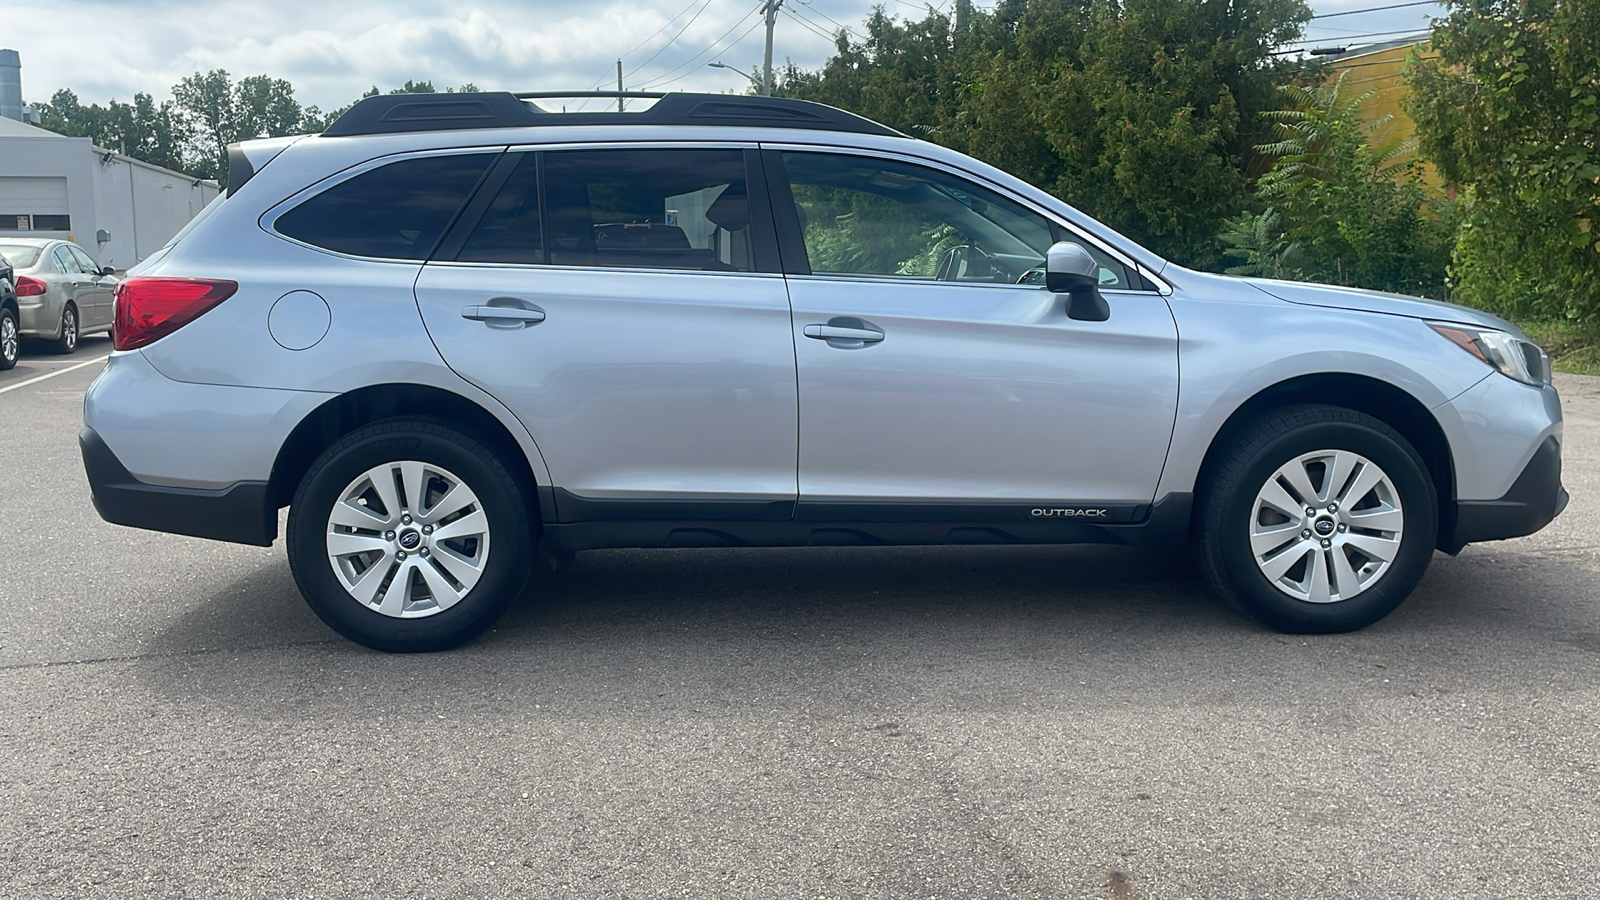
780, 0, 1312, 269
1406, 0, 1600, 323
1222, 76, 1454, 297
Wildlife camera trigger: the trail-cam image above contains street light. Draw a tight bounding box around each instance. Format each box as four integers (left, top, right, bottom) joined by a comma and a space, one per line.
708, 62, 761, 91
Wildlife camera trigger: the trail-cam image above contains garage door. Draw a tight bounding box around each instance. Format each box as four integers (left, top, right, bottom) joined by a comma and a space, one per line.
0, 175, 70, 231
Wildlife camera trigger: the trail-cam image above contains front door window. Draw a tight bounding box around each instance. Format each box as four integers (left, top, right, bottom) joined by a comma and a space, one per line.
782, 151, 1135, 289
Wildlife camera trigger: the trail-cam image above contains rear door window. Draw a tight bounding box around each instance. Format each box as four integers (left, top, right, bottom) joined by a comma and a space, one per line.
275, 152, 498, 260
536, 148, 762, 272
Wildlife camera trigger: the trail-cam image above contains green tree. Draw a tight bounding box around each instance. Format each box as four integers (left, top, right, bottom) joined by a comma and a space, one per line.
1223, 76, 1453, 296
173, 70, 312, 184
781, 0, 1313, 267
1406, 0, 1600, 322
302, 81, 482, 133
33, 89, 188, 174
33, 88, 107, 140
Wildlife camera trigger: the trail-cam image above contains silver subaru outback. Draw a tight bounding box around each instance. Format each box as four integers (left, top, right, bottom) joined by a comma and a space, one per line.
80, 91, 1566, 651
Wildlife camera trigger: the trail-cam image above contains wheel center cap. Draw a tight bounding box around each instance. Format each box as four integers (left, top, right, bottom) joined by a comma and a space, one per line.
1314, 518, 1336, 536
398, 529, 422, 549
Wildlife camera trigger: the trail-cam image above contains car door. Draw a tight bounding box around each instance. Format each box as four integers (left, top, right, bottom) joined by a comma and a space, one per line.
67, 244, 113, 328
415, 145, 799, 522
50, 245, 86, 328
767, 148, 1180, 522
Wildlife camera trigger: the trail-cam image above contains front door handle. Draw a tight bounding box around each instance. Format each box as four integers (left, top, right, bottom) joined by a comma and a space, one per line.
461, 304, 546, 326
804, 324, 884, 342
804, 317, 885, 350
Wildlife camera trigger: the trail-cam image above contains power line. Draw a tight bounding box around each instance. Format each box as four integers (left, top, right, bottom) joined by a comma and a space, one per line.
617, 0, 710, 63
1326, 52, 1439, 68
1274, 51, 1440, 66
636, 3, 767, 89
1309, 1, 1439, 20
624, 0, 718, 79
783, 6, 838, 40
643, 18, 767, 89
794, 1, 864, 39
577, 0, 708, 102
1285, 27, 1430, 44
637, 3, 762, 87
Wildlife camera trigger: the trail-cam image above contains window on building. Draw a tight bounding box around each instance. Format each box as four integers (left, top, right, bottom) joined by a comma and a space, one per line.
0, 214, 71, 231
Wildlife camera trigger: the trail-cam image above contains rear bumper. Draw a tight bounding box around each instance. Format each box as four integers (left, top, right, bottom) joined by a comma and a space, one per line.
81, 426, 277, 546
16, 295, 60, 338
1442, 435, 1567, 553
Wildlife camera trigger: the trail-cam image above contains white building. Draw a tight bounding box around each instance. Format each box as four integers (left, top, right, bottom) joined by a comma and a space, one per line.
0, 114, 221, 272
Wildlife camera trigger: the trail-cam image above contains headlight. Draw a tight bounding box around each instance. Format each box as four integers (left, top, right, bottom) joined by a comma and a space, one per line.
1429, 322, 1550, 387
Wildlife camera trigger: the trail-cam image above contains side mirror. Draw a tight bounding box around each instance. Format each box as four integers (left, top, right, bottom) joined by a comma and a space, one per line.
1045, 241, 1110, 322
99, 266, 116, 277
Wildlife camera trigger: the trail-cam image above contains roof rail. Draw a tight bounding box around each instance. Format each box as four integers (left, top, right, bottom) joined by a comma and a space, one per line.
320, 91, 904, 139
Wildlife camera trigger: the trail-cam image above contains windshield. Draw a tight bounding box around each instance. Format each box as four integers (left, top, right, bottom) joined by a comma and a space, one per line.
0, 244, 43, 268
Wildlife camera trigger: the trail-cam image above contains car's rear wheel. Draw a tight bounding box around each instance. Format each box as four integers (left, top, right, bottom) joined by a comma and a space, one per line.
287, 417, 533, 652
1197, 405, 1437, 633
0, 307, 17, 370
51, 304, 77, 354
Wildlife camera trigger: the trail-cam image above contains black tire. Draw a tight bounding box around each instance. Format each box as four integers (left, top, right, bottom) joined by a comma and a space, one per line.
0, 306, 17, 371
1196, 405, 1437, 634
51, 303, 78, 354
287, 417, 534, 652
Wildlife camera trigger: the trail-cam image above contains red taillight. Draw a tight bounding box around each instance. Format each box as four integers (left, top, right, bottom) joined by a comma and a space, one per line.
15, 275, 46, 297
113, 277, 237, 351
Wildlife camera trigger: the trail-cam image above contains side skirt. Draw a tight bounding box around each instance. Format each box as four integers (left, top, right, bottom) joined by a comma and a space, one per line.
540, 492, 1194, 555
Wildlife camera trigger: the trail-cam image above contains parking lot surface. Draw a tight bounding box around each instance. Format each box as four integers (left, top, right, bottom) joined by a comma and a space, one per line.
2, 359, 1597, 899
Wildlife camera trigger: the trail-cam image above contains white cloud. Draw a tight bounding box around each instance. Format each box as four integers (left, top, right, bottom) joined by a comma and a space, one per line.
2, 0, 1441, 114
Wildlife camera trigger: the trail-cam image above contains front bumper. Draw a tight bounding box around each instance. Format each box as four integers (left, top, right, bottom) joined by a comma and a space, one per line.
1442, 435, 1567, 553
81, 426, 277, 546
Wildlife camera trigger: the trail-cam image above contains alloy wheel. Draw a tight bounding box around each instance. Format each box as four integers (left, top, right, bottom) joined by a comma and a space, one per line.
324, 460, 491, 618
1249, 449, 1405, 604
1, 314, 15, 365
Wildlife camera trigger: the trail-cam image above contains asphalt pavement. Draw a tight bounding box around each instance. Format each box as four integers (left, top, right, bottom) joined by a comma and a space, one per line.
2, 357, 1597, 899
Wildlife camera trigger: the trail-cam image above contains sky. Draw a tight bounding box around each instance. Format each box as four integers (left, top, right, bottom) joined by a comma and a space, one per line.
1, 0, 1446, 115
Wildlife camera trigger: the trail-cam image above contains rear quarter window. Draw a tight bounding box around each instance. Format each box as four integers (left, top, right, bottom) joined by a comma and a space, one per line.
274, 153, 498, 260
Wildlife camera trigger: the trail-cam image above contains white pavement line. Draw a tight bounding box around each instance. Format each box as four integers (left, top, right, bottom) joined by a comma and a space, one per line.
0, 354, 112, 396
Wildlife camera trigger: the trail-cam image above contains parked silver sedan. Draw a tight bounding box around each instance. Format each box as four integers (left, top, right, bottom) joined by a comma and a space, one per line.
0, 238, 117, 354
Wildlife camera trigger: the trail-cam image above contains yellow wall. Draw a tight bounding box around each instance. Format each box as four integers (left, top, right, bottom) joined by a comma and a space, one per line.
1325, 42, 1444, 192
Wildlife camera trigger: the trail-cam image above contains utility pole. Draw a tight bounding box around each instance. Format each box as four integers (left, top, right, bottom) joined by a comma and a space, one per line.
616, 58, 625, 112
761, 0, 785, 97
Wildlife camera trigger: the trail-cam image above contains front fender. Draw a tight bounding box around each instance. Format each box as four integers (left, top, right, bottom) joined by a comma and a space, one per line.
1155, 286, 1490, 500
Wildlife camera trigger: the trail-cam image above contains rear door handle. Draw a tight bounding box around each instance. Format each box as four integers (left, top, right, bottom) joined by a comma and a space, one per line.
461, 305, 546, 325
803, 324, 884, 343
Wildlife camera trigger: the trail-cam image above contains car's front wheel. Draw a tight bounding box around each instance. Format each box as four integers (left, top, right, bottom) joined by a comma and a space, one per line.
287, 418, 533, 652
1197, 405, 1437, 633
